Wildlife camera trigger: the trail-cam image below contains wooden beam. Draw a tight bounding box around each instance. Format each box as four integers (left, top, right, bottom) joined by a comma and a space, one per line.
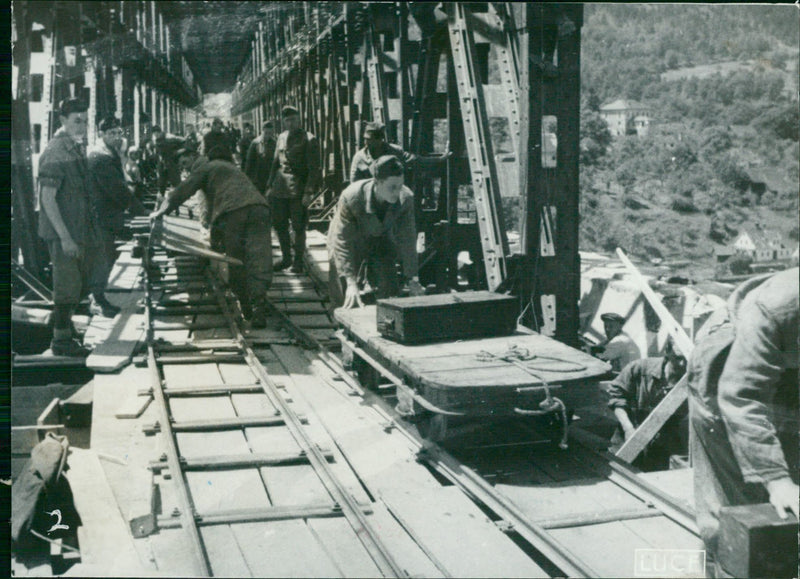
614, 248, 694, 463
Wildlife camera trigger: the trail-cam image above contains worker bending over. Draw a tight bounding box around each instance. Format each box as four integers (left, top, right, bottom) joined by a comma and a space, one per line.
607, 340, 687, 469
150, 146, 272, 328
328, 155, 424, 309
689, 267, 798, 575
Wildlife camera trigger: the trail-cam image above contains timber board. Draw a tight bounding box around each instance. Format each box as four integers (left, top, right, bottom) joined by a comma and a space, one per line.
306, 517, 384, 577
497, 478, 645, 523
244, 425, 302, 455
230, 393, 279, 417
65, 448, 151, 574
168, 395, 238, 422
200, 525, 253, 577
86, 291, 146, 373
639, 467, 696, 509
260, 464, 332, 506
176, 430, 252, 459
380, 485, 549, 578
549, 519, 659, 578
186, 468, 271, 514
161, 362, 224, 388
229, 520, 342, 577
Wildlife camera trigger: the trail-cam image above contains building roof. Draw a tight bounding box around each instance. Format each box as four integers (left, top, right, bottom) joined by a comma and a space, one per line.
600, 99, 650, 112
736, 229, 786, 250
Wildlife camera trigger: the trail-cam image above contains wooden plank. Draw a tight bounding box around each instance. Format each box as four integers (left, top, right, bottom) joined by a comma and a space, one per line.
114, 394, 153, 419
260, 464, 331, 506
638, 467, 696, 509
161, 362, 223, 389
186, 469, 271, 514
229, 520, 341, 577
201, 525, 253, 577
175, 431, 252, 459
86, 291, 147, 373
167, 395, 238, 422
496, 478, 641, 523
65, 448, 156, 574
381, 486, 548, 578
307, 517, 383, 578
549, 520, 660, 578
11, 425, 64, 455
362, 502, 446, 578
229, 393, 278, 417
616, 378, 688, 463
243, 426, 302, 455
614, 249, 694, 463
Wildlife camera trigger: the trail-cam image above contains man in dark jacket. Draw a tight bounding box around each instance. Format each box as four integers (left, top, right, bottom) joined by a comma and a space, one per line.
150, 147, 272, 328
37, 99, 96, 356
238, 122, 255, 169
87, 116, 145, 317
689, 268, 798, 572
244, 121, 276, 195
267, 106, 321, 273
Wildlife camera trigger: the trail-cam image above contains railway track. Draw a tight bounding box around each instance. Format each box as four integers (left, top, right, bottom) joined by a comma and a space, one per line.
138, 226, 702, 578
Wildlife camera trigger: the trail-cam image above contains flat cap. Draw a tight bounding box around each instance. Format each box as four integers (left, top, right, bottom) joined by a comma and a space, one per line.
59, 98, 88, 117
281, 106, 300, 117
97, 116, 121, 132
600, 312, 625, 324
364, 121, 385, 137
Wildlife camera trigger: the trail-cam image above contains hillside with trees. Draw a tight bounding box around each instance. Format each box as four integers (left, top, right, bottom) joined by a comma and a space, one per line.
578, 4, 799, 278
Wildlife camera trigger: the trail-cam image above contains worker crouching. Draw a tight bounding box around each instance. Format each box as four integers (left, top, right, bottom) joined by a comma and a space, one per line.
328, 155, 425, 309
150, 146, 272, 328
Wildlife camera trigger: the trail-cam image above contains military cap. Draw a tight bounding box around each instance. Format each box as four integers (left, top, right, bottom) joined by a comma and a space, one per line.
59, 98, 88, 117
364, 121, 386, 137
600, 312, 625, 324
281, 106, 300, 117
97, 116, 121, 132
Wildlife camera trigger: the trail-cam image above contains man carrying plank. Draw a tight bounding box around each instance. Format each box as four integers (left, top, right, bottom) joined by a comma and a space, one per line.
150, 146, 272, 328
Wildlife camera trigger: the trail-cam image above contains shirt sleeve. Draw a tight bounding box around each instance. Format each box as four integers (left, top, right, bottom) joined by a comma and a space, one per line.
37, 143, 66, 190
395, 194, 419, 279
165, 164, 206, 211
349, 151, 362, 184
718, 299, 792, 484
607, 360, 638, 410
330, 198, 362, 281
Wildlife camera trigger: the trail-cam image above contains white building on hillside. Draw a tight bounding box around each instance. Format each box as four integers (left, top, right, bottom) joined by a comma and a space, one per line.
599, 99, 652, 137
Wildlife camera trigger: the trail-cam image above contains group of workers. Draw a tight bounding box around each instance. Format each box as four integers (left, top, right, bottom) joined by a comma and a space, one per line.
591, 272, 798, 576
37, 95, 797, 577
38, 99, 429, 349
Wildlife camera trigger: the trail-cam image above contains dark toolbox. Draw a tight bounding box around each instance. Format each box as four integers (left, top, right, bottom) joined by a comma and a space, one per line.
376, 291, 518, 344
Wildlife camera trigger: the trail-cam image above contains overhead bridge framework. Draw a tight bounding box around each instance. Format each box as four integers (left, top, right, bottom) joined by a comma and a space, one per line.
230, 2, 583, 346
12, 1, 583, 346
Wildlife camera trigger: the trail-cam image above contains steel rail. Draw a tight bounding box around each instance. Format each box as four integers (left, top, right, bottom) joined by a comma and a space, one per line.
208, 275, 408, 578
296, 337, 600, 577
142, 246, 211, 577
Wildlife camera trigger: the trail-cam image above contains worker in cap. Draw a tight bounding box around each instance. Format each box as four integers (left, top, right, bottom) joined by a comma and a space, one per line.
328, 155, 424, 309
87, 115, 147, 319
606, 338, 688, 469
349, 120, 452, 184
37, 98, 94, 356
266, 104, 321, 273
349, 121, 416, 183
151, 140, 272, 329
596, 312, 641, 372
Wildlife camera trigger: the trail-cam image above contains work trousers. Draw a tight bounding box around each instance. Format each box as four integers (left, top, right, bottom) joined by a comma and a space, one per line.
46, 239, 93, 310
328, 236, 402, 308
271, 196, 307, 264
88, 228, 119, 297
212, 204, 272, 312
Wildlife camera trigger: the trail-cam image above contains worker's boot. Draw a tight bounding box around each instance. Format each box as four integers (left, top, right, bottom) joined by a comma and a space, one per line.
250, 300, 267, 329
51, 327, 91, 358
90, 293, 121, 318
275, 231, 292, 271
290, 257, 304, 274
274, 256, 292, 271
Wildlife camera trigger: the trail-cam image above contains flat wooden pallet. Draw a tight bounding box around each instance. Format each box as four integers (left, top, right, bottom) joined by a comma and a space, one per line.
336, 305, 611, 415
